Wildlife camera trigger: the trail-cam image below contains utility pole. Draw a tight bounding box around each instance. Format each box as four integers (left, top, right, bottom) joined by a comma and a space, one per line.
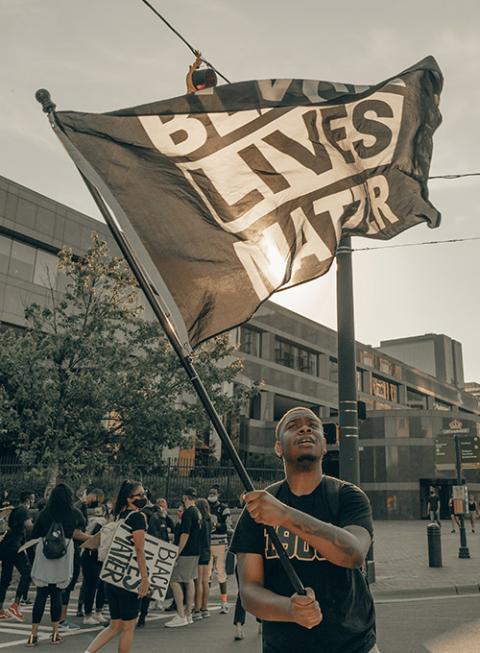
337, 236, 375, 582
454, 434, 470, 559
336, 235, 360, 485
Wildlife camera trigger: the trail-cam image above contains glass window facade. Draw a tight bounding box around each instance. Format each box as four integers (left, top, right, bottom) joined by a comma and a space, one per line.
275, 337, 318, 376
0, 235, 12, 275
239, 325, 262, 357
34, 250, 58, 288
9, 241, 35, 282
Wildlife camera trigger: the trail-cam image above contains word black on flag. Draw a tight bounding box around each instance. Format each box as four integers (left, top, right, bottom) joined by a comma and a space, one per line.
55, 57, 442, 348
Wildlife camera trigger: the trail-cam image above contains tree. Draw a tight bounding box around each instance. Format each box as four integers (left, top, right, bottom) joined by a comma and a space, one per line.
0, 235, 246, 486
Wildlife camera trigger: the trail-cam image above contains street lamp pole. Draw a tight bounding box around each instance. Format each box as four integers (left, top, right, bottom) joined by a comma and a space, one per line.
336, 235, 360, 485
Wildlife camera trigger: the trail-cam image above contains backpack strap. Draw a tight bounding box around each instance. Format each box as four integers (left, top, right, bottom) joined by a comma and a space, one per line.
321, 475, 345, 524
265, 480, 287, 498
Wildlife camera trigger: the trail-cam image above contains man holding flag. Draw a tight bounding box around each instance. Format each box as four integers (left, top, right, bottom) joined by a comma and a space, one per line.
230, 406, 376, 653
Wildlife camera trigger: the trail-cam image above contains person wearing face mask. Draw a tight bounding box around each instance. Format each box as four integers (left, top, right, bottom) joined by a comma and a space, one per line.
207, 484, 232, 613
83, 480, 150, 653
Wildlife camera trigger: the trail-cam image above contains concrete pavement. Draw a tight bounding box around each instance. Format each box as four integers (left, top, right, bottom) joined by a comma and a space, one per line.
371, 519, 480, 598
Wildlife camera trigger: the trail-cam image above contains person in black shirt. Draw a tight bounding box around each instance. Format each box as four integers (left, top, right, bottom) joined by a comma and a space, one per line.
230, 407, 378, 653
427, 489, 441, 526
27, 483, 88, 647
84, 480, 149, 653
0, 491, 34, 622
165, 487, 201, 628
193, 497, 212, 620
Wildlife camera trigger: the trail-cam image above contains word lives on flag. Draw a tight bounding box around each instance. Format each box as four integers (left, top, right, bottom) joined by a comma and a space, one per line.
100, 522, 178, 600
55, 56, 443, 348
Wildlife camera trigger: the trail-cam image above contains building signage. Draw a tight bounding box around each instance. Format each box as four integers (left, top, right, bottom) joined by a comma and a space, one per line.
435, 429, 480, 471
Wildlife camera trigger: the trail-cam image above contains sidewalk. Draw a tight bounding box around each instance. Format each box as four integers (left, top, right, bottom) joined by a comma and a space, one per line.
371, 519, 480, 598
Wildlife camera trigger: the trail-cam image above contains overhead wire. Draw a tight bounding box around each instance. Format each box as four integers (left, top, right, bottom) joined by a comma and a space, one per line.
353, 236, 480, 252
139, 0, 231, 83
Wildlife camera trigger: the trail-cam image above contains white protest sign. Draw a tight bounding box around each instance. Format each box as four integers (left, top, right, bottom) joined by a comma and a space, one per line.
100, 522, 178, 600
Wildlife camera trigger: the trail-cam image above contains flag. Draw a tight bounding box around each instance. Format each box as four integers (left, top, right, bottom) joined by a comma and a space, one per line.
55, 56, 442, 348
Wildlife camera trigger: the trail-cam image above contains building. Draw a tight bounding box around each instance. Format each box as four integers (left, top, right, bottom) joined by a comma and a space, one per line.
2, 174, 480, 518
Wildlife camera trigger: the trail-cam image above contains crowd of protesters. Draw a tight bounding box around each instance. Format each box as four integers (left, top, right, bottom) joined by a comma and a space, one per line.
0, 480, 246, 649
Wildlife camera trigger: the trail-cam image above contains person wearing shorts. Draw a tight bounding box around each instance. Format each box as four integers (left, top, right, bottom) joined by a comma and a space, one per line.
193, 498, 212, 620
84, 480, 150, 653
166, 488, 201, 628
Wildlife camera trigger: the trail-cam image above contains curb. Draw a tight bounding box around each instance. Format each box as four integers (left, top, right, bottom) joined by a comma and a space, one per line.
372, 583, 480, 600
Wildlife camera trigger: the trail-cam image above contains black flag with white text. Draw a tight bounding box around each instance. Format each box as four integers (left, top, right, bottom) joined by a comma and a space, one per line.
55, 56, 442, 348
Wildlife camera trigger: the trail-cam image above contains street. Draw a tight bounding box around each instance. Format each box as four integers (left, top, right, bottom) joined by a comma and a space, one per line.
1, 594, 480, 652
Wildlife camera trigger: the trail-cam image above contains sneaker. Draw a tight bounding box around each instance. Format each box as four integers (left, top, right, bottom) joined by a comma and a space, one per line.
6, 602, 23, 622
220, 603, 229, 614
192, 611, 203, 621
0, 610, 11, 620
20, 598, 33, 606
59, 620, 80, 631
201, 609, 210, 619
76, 608, 84, 618
187, 614, 193, 624
164, 601, 177, 612
165, 615, 189, 628
234, 626, 245, 641
83, 615, 99, 625
95, 612, 109, 625
136, 617, 146, 628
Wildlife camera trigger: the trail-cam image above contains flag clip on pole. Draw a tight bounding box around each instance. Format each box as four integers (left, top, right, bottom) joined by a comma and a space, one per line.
35, 89, 306, 596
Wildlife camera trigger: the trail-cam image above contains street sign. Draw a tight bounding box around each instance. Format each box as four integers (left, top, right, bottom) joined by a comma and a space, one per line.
435, 433, 480, 471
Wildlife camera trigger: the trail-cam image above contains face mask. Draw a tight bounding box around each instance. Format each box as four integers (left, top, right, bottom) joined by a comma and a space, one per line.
132, 497, 148, 510
208, 496, 218, 504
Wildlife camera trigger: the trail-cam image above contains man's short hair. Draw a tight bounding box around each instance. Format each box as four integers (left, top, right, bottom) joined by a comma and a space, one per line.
209, 484, 221, 493
275, 407, 323, 440
184, 487, 197, 499
19, 491, 34, 504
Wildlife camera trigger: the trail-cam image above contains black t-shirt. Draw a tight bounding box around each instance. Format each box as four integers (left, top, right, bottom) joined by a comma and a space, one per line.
199, 518, 212, 557
3, 506, 30, 547
179, 506, 201, 557
119, 510, 146, 533
428, 495, 440, 511
230, 477, 376, 653
32, 506, 86, 540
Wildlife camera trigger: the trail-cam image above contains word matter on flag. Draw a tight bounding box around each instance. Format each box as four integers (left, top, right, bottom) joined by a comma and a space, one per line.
52, 56, 442, 348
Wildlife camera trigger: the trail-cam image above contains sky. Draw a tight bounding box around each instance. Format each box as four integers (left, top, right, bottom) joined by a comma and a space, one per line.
1, 0, 480, 380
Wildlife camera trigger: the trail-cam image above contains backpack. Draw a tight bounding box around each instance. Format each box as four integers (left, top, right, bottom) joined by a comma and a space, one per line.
147, 511, 169, 542
43, 521, 67, 560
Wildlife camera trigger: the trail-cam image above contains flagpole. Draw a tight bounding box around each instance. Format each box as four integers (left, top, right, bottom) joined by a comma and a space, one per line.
35, 89, 306, 596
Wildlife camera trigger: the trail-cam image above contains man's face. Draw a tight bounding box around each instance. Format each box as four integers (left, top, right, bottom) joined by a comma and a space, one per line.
275, 410, 326, 466
208, 491, 219, 504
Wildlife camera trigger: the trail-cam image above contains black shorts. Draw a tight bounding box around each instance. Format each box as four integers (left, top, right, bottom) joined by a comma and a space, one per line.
106, 583, 140, 621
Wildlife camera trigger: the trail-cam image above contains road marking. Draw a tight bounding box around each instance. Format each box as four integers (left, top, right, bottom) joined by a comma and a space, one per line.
376, 593, 480, 604
0, 605, 224, 648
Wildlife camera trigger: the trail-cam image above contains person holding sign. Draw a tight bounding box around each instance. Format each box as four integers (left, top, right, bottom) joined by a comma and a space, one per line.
84, 480, 150, 653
